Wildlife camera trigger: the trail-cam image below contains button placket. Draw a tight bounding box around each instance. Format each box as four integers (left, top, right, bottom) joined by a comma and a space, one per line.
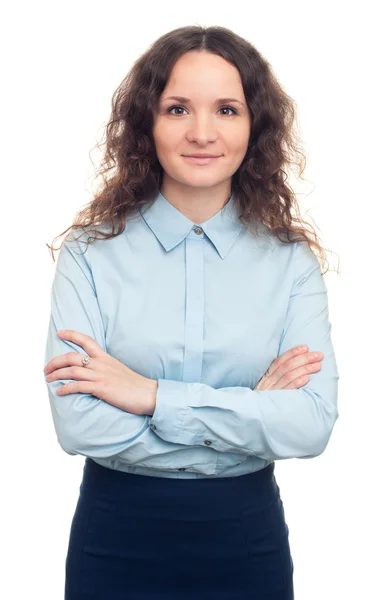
182, 229, 204, 382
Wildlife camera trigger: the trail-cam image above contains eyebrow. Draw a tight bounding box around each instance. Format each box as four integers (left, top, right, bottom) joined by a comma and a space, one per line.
162, 95, 245, 107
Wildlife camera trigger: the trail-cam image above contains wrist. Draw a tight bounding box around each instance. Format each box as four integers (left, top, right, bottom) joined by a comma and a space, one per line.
142, 378, 158, 416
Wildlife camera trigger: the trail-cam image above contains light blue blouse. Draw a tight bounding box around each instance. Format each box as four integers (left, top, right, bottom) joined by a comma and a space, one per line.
43, 191, 339, 478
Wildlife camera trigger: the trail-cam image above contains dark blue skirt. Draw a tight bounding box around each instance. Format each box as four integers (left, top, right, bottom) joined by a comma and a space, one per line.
65, 458, 294, 599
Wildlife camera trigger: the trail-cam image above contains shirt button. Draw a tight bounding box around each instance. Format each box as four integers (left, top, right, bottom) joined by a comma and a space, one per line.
178, 468, 186, 471
204, 440, 212, 446
150, 423, 157, 430
194, 227, 203, 235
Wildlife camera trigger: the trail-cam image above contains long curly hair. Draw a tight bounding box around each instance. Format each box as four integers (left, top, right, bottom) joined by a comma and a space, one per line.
47, 25, 338, 274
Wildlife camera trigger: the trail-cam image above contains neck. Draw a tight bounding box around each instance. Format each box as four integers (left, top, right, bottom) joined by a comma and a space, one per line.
159, 177, 231, 224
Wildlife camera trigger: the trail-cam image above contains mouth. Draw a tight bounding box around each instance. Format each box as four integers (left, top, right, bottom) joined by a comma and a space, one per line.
182, 155, 222, 165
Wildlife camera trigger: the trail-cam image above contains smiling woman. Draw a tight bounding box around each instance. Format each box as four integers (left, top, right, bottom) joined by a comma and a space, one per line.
44, 24, 339, 600
151, 50, 251, 220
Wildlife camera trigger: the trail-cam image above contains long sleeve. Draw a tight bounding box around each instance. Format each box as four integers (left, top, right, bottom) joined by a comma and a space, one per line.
44, 236, 217, 471
150, 241, 340, 462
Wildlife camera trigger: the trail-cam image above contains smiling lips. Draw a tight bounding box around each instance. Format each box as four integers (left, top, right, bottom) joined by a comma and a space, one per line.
184, 154, 221, 158
183, 155, 222, 164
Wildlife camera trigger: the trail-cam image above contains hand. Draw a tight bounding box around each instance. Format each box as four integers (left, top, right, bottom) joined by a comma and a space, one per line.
43, 329, 158, 415
254, 345, 324, 390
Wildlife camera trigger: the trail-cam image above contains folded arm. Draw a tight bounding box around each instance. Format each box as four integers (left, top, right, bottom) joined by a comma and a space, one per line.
44, 235, 339, 470
150, 241, 340, 462
44, 234, 185, 463
44, 236, 236, 475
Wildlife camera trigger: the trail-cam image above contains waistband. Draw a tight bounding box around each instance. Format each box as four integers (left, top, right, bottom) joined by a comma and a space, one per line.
80, 458, 279, 517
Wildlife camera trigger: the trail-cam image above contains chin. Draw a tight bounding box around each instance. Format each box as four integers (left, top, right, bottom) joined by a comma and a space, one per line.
180, 174, 222, 185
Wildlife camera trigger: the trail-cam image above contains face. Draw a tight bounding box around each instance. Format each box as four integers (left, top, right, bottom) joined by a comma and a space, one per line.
152, 51, 250, 192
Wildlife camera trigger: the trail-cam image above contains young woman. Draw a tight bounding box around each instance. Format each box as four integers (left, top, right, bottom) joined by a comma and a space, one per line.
43, 25, 339, 600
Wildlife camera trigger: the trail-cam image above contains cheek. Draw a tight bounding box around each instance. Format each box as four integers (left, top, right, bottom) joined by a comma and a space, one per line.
229, 124, 250, 148
153, 128, 181, 162
227, 137, 250, 165
153, 119, 180, 144
227, 117, 250, 145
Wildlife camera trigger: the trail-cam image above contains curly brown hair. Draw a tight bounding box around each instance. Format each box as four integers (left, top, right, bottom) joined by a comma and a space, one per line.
47, 25, 339, 275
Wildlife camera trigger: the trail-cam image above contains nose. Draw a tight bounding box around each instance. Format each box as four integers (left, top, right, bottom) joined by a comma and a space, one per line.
186, 115, 218, 145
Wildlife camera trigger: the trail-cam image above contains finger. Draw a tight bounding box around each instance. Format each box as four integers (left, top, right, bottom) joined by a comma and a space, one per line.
266, 345, 309, 377
276, 362, 321, 388
56, 330, 105, 359
270, 351, 322, 385
284, 375, 310, 389
278, 352, 323, 378
46, 365, 97, 383
56, 380, 96, 396
44, 351, 94, 374
286, 352, 324, 370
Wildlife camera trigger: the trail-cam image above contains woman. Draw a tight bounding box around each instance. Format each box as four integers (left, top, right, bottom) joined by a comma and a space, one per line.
43, 25, 339, 599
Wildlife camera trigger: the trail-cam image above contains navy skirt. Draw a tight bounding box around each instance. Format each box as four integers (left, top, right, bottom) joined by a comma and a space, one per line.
65, 458, 294, 599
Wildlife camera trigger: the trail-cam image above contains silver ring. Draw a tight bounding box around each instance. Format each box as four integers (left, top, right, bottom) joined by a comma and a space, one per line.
81, 355, 91, 366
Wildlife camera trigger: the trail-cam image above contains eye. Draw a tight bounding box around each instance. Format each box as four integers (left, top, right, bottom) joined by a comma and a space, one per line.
219, 106, 238, 116
166, 105, 187, 116
166, 105, 239, 116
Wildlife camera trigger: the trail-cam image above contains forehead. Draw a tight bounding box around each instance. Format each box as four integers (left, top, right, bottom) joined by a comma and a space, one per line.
162, 52, 243, 95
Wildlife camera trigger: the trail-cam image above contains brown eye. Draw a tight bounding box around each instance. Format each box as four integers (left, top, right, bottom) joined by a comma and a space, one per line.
219, 106, 238, 116
167, 106, 187, 116
166, 105, 238, 116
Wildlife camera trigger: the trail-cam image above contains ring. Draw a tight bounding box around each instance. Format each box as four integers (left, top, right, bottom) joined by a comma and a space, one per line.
81, 355, 91, 366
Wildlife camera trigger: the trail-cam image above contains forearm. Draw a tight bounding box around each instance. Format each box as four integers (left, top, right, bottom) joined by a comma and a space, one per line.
148, 375, 339, 462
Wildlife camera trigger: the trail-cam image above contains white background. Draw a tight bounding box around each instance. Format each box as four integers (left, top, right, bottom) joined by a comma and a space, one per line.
2, 1, 373, 598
